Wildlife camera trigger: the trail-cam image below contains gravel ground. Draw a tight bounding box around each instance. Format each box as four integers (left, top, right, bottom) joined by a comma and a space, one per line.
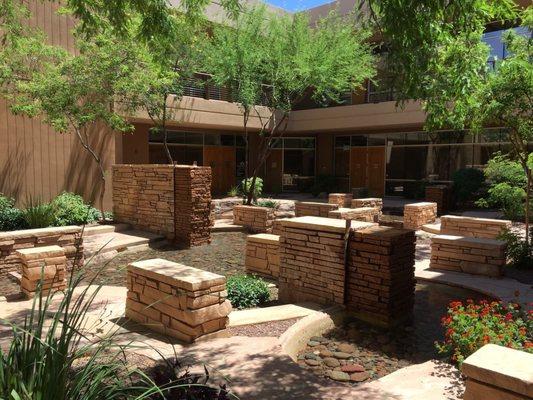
295, 282, 491, 386
228, 318, 300, 337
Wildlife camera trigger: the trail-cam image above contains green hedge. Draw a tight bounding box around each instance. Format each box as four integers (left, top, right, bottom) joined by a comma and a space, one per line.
226, 274, 270, 309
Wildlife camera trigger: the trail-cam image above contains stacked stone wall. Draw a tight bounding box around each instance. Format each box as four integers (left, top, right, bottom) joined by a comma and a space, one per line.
351, 198, 383, 211
278, 217, 374, 305
112, 164, 212, 246
16, 245, 67, 298
295, 202, 339, 217
126, 259, 231, 343
425, 185, 451, 215
0, 226, 83, 276
328, 207, 380, 223
347, 226, 416, 327
430, 235, 506, 277
440, 215, 511, 239
233, 205, 275, 233
403, 202, 437, 230
328, 193, 353, 208
245, 234, 280, 279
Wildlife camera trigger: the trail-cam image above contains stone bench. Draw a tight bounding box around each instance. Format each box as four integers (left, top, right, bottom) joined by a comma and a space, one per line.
16, 245, 67, 298
126, 259, 231, 343
351, 198, 383, 212
295, 202, 339, 218
328, 207, 380, 222
245, 234, 280, 279
462, 344, 533, 400
430, 235, 506, 277
328, 193, 353, 208
233, 205, 275, 233
440, 215, 512, 239
403, 202, 437, 230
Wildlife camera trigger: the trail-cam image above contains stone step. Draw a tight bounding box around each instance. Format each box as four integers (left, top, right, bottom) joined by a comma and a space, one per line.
212, 219, 247, 232
82, 223, 131, 237
228, 302, 323, 327
83, 230, 165, 257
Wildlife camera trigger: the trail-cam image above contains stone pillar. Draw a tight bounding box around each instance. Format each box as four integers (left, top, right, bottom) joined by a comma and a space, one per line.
328, 193, 353, 208
16, 245, 67, 298
403, 202, 437, 230
245, 234, 280, 279
233, 205, 275, 233
425, 185, 450, 215
278, 216, 374, 305
440, 215, 512, 239
126, 259, 231, 343
328, 207, 380, 222
351, 198, 383, 212
462, 344, 533, 400
347, 226, 416, 327
174, 166, 212, 247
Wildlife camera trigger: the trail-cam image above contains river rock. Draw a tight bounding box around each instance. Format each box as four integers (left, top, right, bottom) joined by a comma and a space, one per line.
323, 357, 340, 368
328, 371, 350, 382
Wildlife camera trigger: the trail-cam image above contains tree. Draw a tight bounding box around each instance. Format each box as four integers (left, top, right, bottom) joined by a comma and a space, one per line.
207, 6, 375, 204
0, 31, 153, 217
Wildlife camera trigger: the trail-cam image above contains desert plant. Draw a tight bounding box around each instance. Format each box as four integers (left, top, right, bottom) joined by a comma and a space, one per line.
227, 186, 240, 197
256, 199, 278, 209
22, 198, 56, 229
226, 274, 270, 309
0, 194, 26, 231
452, 168, 485, 204
52, 192, 100, 226
499, 229, 533, 270
0, 255, 233, 399
436, 299, 532, 365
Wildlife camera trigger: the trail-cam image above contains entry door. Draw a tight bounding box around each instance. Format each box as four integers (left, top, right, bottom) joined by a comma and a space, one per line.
349, 147, 385, 197
203, 146, 236, 195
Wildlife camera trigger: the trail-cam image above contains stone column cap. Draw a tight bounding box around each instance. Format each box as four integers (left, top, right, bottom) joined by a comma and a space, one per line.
128, 258, 225, 291
16, 245, 65, 260
282, 216, 374, 233
440, 215, 512, 225
247, 233, 280, 244
462, 344, 533, 398
404, 202, 437, 208
432, 234, 506, 249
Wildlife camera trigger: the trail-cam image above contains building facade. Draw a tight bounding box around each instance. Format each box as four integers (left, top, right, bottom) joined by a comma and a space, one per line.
0, 0, 528, 208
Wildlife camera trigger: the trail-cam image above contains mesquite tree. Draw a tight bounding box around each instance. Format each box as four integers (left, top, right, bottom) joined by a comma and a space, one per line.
207, 6, 375, 204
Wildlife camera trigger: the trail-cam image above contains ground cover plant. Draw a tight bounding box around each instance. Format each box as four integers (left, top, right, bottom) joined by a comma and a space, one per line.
436, 299, 533, 364
226, 274, 270, 309
0, 195, 26, 231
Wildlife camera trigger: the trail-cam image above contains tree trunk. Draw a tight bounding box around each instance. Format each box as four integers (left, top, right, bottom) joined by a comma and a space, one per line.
162, 93, 173, 164
526, 168, 531, 248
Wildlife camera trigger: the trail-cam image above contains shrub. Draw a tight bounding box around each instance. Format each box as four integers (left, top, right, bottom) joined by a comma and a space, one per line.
452, 168, 485, 204
23, 199, 56, 229
256, 199, 278, 209
0, 195, 26, 231
226, 274, 270, 309
484, 153, 526, 187
499, 229, 533, 270
227, 186, 240, 197
241, 177, 263, 201
476, 182, 525, 220
52, 192, 100, 226
436, 299, 532, 365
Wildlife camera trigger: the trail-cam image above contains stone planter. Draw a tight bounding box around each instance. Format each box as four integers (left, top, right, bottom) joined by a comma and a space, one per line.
295, 201, 339, 217
403, 202, 437, 230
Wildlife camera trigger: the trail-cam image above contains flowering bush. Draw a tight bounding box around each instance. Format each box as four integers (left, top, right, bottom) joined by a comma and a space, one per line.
436, 299, 533, 364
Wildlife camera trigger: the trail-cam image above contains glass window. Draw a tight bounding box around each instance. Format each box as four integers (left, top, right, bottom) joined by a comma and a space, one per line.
367, 134, 387, 146
405, 132, 430, 145
335, 149, 350, 177
351, 135, 367, 147
236, 135, 246, 147
335, 136, 350, 148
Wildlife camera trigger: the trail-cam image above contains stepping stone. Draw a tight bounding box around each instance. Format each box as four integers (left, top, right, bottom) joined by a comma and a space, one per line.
341, 364, 365, 373
320, 349, 334, 358
328, 370, 350, 382
323, 357, 340, 368
332, 352, 351, 359
305, 359, 320, 366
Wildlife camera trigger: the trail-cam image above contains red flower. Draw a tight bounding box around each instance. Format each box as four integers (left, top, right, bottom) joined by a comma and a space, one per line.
504, 313, 513, 322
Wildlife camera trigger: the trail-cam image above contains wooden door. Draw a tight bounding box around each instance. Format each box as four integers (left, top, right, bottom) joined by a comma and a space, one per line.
349, 147, 385, 196
203, 146, 236, 195
264, 149, 283, 194
350, 147, 367, 189
367, 147, 385, 197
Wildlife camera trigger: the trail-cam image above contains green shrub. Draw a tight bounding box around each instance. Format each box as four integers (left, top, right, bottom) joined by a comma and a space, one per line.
452, 168, 485, 204
499, 229, 533, 270
227, 186, 240, 197
256, 199, 278, 209
484, 153, 526, 187
226, 274, 270, 309
0, 195, 26, 231
241, 177, 263, 201
52, 192, 100, 226
476, 182, 525, 220
436, 300, 532, 365
23, 199, 56, 229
